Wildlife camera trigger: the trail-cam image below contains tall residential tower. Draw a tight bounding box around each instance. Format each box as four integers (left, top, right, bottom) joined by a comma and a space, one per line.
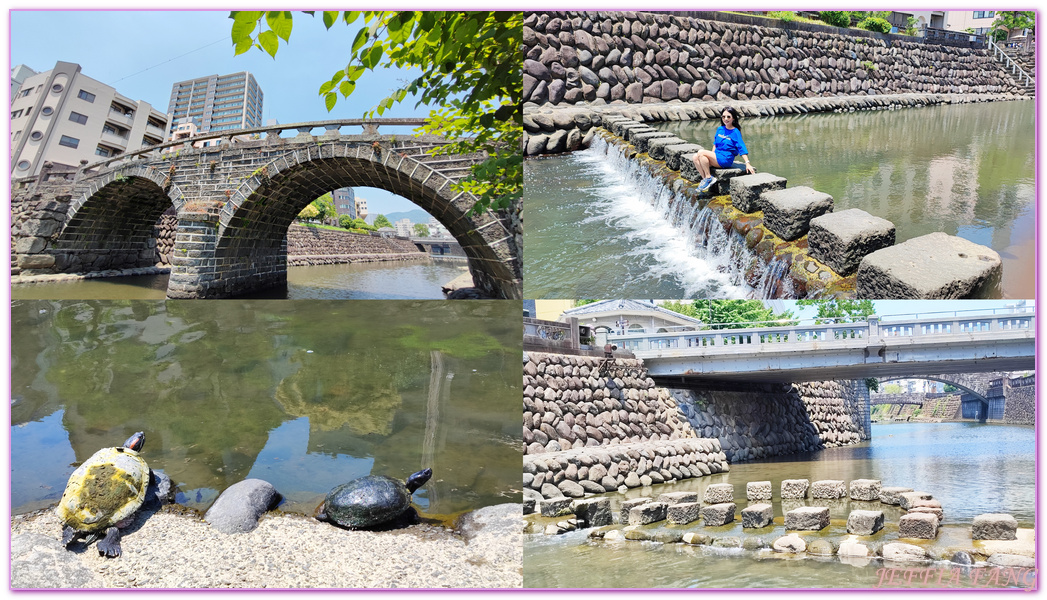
165, 71, 263, 140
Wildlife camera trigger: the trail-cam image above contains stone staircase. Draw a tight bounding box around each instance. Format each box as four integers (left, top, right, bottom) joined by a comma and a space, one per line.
990, 44, 1035, 96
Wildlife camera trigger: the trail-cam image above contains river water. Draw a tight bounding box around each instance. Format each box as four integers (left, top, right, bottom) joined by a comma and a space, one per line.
10, 260, 470, 300
524, 101, 1034, 299
524, 422, 1035, 589
11, 299, 522, 521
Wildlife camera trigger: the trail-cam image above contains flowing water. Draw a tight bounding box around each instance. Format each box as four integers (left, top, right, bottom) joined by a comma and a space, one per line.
10, 260, 469, 300
524, 422, 1035, 589
10, 300, 522, 520
524, 101, 1035, 299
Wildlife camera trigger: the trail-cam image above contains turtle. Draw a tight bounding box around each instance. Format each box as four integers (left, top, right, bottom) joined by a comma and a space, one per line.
316, 467, 432, 530
57, 431, 170, 557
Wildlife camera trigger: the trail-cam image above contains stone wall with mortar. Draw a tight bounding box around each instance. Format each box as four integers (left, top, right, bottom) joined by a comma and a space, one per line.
672, 380, 871, 464
523, 10, 1025, 107
522, 350, 870, 499
1001, 382, 1035, 426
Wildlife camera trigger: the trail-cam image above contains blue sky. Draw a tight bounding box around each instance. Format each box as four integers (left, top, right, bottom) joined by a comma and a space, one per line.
10, 9, 434, 216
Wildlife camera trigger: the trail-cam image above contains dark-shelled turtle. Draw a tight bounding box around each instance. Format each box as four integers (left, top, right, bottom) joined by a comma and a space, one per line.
316, 468, 432, 530
57, 432, 169, 557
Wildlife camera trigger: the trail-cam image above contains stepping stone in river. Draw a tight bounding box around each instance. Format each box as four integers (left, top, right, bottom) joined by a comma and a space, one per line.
628, 501, 668, 526
572, 498, 612, 528
856, 232, 1002, 299
846, 509, 885, 535
786, 506, 830, 531
811, 479, 847, 499
729, 172, 787, 213
972, 513, 1018, 540
619, 497, 652, 524
656, 491, 698, 506
741, 503, 774, 529
809, 209, 896, 276
701, 502, 736, 526
879, 486, 914, 505
849, 479, 882, 502
781, 479, 810, 499
746, 481, 772, 501
899, 512, 939, 539
667, 501, 702, 525
703, 483, 734, 504
761, 186, 834, 241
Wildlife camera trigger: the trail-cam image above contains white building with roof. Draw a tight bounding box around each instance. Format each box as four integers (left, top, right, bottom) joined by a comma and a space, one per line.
559, 299, 705, 347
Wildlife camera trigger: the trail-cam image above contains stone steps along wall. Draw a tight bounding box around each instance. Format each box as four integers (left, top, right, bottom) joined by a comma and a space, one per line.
673, 380, 870, 464
523, 10, 1026, 108
583, 119, 1004, 300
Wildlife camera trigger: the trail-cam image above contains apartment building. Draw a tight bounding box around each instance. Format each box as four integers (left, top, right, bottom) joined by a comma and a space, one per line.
10, 61, 169, 177
395, 218, 413, 237
355, 196, 368, 220
333, 187, 357, 220
166, 71, 263, 140
11, 64, 37, 97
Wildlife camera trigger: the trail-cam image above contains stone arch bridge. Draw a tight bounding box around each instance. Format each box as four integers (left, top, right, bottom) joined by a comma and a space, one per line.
11, 119, 521, 299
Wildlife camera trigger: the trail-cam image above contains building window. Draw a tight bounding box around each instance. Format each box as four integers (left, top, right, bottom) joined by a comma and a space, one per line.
77, 89, 96, 102
18, 88, 31, 98
58, 135, 79, 148
69, 111, 88, 125
41, 106, 53, 116
95, 146, 111, 157
11, 109, 23, 119
17, 160, 30, 170
30, 131, 43, 141
973, 11, 994, 19
51, 83, 64, 93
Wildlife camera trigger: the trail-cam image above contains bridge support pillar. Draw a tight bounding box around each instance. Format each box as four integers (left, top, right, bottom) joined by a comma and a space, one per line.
167, 209, 221, 299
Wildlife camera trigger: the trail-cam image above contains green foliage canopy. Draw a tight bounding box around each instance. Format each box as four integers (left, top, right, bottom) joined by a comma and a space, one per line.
819, 11, 851, 28
412, 223, 430, 237
685, 300, 796, 330
373, 214, 393, 229
229, 11, 521, 214
796, 299, 876, 324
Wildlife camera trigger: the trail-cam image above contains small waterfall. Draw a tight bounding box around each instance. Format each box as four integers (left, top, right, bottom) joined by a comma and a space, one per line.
574, 138, 794, 299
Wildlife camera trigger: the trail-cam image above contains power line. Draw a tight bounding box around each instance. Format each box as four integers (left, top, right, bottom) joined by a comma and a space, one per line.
111, 36, 228, 84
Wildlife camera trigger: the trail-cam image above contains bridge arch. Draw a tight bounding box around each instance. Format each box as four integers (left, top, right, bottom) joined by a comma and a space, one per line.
877, 374, 993, 405
50, 166, 183, 273
176, 141, 518, 299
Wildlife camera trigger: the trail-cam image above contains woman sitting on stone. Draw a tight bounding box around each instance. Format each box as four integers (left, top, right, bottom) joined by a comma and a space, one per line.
692, 106, 756, 192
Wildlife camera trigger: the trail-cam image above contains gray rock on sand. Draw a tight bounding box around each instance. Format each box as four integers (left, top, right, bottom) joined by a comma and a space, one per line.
11, 533, 103, 588
205, 479, 281, 534
882, 542, 930, 562
972, 513, 1019, 540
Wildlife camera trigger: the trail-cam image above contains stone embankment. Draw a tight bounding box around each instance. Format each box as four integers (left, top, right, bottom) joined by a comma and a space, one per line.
523, 10, 1026, 109
673, 380, 869, 464
285, 225, 428, 267
1001, 383, 1034, 426
523, 351, 870, 501
871, 394, 962, 423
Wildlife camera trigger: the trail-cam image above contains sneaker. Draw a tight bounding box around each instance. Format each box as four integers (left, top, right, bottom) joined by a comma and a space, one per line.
698, 176, 716, 192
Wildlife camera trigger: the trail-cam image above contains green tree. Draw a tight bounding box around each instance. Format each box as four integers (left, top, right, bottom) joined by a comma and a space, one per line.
658, 300, 702, 319
944, 384, 959, 393
373, 214, 393, 229
903, 16, 919, 36
297, 203, 320, 220
692, 300, 796, 330
990, 11, 1035, 44
311, 192, 337, 224
796, 299, 876, 324
574, 300, 599, 307
412, 223, 430, 237
229, 11, 521, 214
882, 383, 903, 394
819, 11, 851, 28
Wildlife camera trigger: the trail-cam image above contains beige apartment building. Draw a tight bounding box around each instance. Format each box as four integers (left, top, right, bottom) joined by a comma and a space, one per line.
166, 71, 263, 140
10, 61, 168, 178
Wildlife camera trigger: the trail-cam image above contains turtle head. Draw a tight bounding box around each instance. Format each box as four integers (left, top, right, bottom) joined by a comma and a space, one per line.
123, 432, 145, 453
406, 468, 432, 493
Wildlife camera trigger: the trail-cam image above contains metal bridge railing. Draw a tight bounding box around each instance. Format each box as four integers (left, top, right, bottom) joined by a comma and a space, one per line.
988, 39, 1035, 88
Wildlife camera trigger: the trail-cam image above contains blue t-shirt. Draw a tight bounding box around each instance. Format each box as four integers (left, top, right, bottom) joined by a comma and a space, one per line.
714, 125, 748, 166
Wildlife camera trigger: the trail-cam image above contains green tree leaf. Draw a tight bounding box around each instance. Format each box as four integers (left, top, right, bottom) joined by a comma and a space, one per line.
257, 30, 280, 58
266, 11, 293, 43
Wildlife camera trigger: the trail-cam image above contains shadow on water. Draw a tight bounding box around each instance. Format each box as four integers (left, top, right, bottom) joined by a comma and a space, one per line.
10, 300, 522, 517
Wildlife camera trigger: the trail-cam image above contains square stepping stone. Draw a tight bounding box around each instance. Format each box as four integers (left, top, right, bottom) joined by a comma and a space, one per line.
761, 186, 834, 241
747, 481, 772, 501
856, 232, 1003, 299
809, 209, 896, 276
620, 498, 652, 524
847, 509, 885, 535
703, 483, 734, 504
628, 501, 668, 525
632, 131, 679, 154
663, 143, 704, 171
849, 479, 882, 502
879, 486, 914, 505
572, 498, 612, 528
742, 503, 774, 529
909, 506, 944, 523
811, 480, 847, 499
729, 172, 787, 213
701, 502, 736, 526
540, 497, 574, 518
781, 479, 810, 499
899, 512, 939, 539
709, 166, 744, 195
786, 506, 830, 531
898, 491, 934, 510
647, 136, 689, 160
972, 513, 1018, 540
667, 501, 702, 525
656, 491, 699, 506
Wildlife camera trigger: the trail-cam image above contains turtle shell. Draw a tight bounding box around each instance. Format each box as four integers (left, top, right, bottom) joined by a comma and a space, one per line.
57, 446, 149, 534
321, 475, 412, 529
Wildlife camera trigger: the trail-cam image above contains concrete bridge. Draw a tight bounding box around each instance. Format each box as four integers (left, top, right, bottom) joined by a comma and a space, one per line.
11, 119, 521, 299
610, 312, 1035, 384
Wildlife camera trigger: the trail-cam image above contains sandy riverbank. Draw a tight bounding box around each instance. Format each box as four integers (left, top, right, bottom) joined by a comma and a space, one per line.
11, 503, 522, 589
